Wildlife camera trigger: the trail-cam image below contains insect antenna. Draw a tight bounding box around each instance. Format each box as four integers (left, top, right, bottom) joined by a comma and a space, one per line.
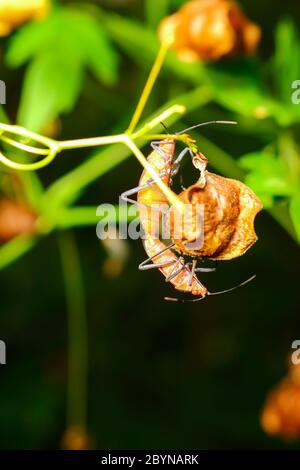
160, 121, 170, 134
208, 274, 256, 296
176, 120, 237, 135
164, 275, 256, 303
164, 295, 206, 303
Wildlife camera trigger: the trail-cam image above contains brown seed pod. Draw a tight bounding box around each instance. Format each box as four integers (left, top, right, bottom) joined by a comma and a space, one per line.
159, 0, 261, 62
0, 198, 37, 243
169, 170, 263, 260
61, 425, 94, 450
261, 364, 300, 441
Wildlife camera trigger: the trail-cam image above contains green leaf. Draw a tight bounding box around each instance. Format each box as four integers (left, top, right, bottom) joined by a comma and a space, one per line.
240, 151, 296, 202
6, 17, 58, 67
273, 19, 300, 105
207, 65, 292, 126
146, 0, 170, 29
290, 192, 300, 242
7, 8, 118, 84
0, 234, 37, 271
245, 173, 293, 197
58, 9, 119, 85
239, 152, 277, 172
0, 105, 9, 123
6, 6, 119, 131
271, 19, 300, 124
17, 50, 83, 132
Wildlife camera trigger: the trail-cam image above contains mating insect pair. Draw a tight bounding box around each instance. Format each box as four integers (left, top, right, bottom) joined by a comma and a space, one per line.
121, 122, 263, 302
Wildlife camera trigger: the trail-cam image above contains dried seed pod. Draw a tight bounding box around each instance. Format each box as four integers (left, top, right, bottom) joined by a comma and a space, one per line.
159, 0, 261, 62
0, 198, 37, 243
261, 364, 300, 441
61, 425, 94, 450
124, 132, 261, 300
169, 171, 263, 260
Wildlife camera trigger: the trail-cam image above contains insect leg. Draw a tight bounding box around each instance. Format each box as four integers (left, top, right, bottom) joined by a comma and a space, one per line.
166, 274, 256, 303
188, 259, 197, 287
121, 169, 168, 209
179, 176, 186, 191
165, 295, 206, 303
195, 260, 217, 273
120, 180, 156, 207
171, 147, 194, 190
150, 141, 170, 159
165, 258, 186, 283
195, 267, 216, 273
139, 243, 176, 271
172, 147, 194, 175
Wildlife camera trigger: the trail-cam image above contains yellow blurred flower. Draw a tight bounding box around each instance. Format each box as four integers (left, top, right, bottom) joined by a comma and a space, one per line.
159, 0, 261, 62
0, 0, 50, 36
261, 363, 300, 441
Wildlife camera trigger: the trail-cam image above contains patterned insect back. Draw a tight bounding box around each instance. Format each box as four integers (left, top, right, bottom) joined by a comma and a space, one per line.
136, 139, 208, 297
138, 140, 175, 238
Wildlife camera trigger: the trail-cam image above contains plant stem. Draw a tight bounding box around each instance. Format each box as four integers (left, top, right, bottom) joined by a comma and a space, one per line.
55, 205, 136, 229
127, 40, 171, 134
0, 88, 212, 271
132, 104, 185, 138
0, 144, 59, 171
58, 134, 124, 151
123, 135, 185, 212
58, 232, 88, 429
0, 234, 37, 271
44, 86, 211, 208
0, 117, 44, 208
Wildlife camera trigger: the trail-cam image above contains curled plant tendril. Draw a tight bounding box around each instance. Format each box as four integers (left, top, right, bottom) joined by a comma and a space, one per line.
0, 40, 211, 215
0, 39, 177, 173
0, 123, 59, 171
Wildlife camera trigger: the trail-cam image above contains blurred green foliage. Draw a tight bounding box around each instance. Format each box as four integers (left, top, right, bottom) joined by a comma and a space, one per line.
6, 7, 119, 131
0, 0, 300, 450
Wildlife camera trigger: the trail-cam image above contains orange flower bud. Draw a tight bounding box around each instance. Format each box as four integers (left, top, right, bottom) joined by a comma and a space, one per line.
0, 0, 50, 36
261, 364, 300, 441
0, 198, 36, 243
159, 0, 261, 62
61, 425, 94, 450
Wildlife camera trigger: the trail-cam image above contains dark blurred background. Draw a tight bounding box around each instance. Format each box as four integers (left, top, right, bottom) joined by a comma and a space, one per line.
0, 0, 300, 449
